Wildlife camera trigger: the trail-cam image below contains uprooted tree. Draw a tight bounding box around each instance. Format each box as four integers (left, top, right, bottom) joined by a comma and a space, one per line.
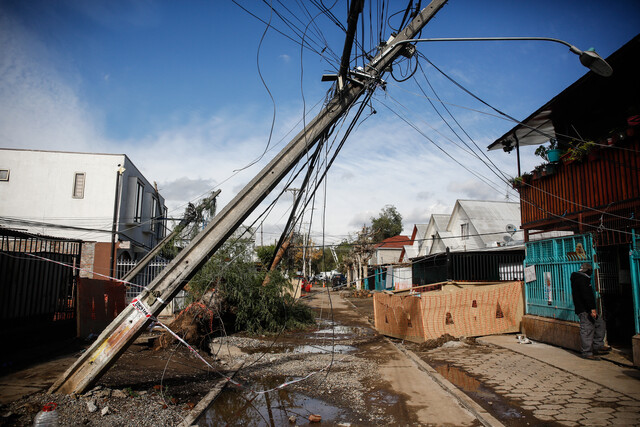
156, 233, 314, 351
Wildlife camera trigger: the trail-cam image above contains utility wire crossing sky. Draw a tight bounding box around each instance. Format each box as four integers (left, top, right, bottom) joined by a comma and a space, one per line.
1, 0, 638, 245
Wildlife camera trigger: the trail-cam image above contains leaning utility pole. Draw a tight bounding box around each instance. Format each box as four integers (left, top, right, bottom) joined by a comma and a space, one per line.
50, 0, 447, 395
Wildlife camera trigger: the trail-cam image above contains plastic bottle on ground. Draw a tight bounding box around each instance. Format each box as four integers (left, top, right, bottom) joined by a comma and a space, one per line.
33, 402, 58, 427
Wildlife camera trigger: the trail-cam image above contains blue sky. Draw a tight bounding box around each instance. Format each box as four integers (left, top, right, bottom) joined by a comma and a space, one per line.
1, 0, 639, 245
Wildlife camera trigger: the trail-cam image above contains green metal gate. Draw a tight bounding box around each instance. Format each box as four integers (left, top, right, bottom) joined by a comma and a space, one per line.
630, 230, 640, 334
524, 234, 595, 321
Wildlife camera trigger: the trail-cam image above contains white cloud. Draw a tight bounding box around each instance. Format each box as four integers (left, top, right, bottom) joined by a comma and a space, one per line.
0, 5, 523, 247
0, 12, 106, 152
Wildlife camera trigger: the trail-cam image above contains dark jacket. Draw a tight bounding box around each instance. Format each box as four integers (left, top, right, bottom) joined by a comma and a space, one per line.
570, 271, 596, 315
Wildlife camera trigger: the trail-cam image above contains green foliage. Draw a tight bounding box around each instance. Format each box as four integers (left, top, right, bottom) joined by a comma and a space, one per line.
567, 141, 596, 161
188, 235, 314, 335
188, 235, 257, 301
370, 205, 403, 242
256, 244, 276, 269
220, 270, 314, 334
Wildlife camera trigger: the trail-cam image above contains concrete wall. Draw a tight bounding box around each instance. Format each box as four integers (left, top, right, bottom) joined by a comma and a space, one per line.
0, 149, 122, 242
0, 149, 167, 259
521, 315, 581, 352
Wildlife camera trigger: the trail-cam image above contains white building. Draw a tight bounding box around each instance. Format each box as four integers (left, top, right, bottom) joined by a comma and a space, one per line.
442, 200, 523, 251
370, 235, 412, 266
0, 148, 168, 278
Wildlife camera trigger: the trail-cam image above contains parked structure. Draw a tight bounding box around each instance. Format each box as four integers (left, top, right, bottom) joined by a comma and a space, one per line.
0, 149, 168, 279
488, 35, 640, 364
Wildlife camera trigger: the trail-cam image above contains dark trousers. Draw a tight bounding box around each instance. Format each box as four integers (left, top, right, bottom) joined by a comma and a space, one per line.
578, 312, 606, 355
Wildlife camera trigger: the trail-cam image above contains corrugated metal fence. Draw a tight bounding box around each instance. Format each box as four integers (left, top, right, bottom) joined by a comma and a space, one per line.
0, 228, 81, 342
523, 234, 594, 321
412, 248, 525, 286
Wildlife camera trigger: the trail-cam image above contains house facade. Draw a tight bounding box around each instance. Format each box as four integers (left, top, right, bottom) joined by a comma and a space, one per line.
488, 35, 640, 364
442, 200, 523, 251
0, 149, 168, 279
370, 235, 412, 266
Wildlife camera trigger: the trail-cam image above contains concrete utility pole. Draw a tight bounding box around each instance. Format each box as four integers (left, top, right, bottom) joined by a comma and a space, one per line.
50, 0, 447, 395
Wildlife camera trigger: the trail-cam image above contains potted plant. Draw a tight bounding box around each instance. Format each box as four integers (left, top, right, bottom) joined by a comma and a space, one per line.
535, 139, 562, 163
532, 163, 546, 179
566, 141, 596, 162
509, 176, 523, 188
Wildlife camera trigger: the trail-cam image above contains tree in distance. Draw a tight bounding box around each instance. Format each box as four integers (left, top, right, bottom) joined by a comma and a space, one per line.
370, 205, 403, 243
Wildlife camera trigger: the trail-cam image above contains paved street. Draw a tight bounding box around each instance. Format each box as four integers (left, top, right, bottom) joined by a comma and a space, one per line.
414, 335, 640, 426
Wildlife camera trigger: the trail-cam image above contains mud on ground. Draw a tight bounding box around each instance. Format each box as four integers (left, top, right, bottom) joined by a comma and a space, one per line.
1, 290, 413, 426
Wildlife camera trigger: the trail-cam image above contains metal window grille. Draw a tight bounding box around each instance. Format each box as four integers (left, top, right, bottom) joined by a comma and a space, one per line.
116, 257, 168, 302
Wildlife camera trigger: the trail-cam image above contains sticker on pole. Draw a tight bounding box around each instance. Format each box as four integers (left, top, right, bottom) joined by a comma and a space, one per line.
131, 298, 152, 318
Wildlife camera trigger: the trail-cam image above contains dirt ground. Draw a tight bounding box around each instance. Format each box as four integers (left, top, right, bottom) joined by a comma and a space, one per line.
0, 288, 478, 426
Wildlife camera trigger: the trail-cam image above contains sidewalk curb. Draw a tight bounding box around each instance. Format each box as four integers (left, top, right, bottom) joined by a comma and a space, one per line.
393, 343, 505, 427
343, 295, 504, 427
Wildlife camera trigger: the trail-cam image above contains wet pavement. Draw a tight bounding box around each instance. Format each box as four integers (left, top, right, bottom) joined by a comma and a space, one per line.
3, 289, 639, 427
410, 337, 640, 426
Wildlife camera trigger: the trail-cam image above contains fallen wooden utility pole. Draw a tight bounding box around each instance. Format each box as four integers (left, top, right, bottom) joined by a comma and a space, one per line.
49, 0, 447, 395
118, 190, 221, 287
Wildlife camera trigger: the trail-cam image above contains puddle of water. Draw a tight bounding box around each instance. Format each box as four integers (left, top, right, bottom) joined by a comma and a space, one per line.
293, 344, 356, 354
314, 325, 355, 335
365, 389, 400, 406
431, 361, 537, 424
198, 378, 351, 426
244, 344, 356, 355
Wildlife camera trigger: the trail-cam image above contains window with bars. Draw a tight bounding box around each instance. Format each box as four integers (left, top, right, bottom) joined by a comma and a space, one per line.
72, 172, 86, 198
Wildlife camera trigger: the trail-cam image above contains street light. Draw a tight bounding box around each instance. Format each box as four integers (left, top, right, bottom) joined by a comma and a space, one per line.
384, 37, 613, 77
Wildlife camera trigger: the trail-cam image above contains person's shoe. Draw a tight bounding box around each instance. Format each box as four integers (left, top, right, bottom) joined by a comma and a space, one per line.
580, 354, 601, 361
594, 346, 612, 354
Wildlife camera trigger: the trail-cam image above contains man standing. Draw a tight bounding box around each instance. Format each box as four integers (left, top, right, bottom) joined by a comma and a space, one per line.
570, 263, 610, 360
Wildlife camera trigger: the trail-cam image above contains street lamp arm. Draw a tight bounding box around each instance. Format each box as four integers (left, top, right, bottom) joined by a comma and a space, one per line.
396, 36, 578, 49
390, 36, 613, 77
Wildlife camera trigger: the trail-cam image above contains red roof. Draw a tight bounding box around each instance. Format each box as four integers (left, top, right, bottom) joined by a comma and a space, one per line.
375, 235, 412, 249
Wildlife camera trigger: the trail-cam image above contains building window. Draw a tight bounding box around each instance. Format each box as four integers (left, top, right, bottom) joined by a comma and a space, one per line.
73, 172, 86, 198
150, 197, 158, 232
163, 206, 168, 238
0, 169, 9, 181
461, 223, 469, 240
134, 181, 144, 223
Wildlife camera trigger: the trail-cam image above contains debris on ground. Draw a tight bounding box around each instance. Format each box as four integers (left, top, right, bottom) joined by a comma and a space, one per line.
349, 289, 372, 298
417, 333, 458, 350
309, 413, 322, 422
154, 301, 218, 351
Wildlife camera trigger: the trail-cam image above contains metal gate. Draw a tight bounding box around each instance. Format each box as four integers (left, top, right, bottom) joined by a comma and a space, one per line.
116, 257, 169, 302
630, 230, 640, 334
524, 234, 594, 321
0, 228, 81, 343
